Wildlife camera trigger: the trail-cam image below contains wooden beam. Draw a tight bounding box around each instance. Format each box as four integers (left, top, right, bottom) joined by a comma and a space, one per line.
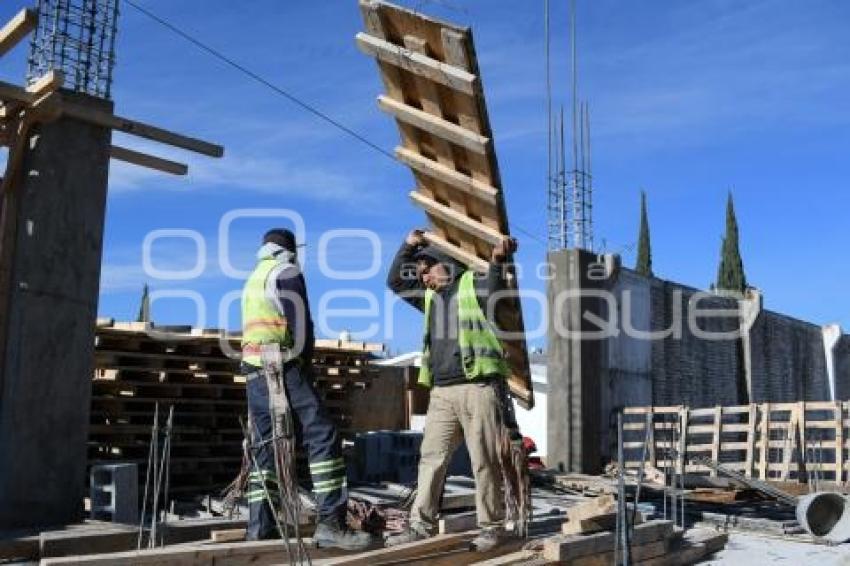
0, 79, 223, 158
62, 103, 224, 158
377, 95, 489, 154
410, 191, 504, 246
40, 538, 347, 565
0, 79, 34, 106
110, 145, 189, 176
395, 146, 498, 205
321, 533, 470, 565
26, 70, 64, 97
0, 9, 37, 58
356, 32, 477, 95
422, 231, 489, 273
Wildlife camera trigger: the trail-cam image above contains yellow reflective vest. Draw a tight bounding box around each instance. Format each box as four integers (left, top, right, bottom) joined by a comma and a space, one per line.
418, 270, 508, 387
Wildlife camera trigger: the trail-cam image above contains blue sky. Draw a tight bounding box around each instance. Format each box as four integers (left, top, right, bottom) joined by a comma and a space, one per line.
1, 0, 848, 353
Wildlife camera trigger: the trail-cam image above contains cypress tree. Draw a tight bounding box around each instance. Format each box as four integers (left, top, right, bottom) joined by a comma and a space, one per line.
716, 193, 747, 293
635, 190, 653, 277
137, 283, 151, 323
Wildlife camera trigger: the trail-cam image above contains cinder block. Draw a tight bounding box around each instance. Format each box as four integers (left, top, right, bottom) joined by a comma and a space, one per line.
90, 463, 138, 524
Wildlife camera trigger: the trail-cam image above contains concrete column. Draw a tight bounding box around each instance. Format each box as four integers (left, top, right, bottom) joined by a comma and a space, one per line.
547, 249, 618, 474
0, 92, 113, 529
823, 324, 842, 402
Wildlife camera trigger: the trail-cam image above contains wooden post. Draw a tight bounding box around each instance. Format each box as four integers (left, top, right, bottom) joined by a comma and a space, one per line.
679, 407, 689, 475
648, 408, 657, 469
711, 406, 722, 476
791, 401, 800, 482
782, 407, 798, 481
836, 401, 845, 485
759, 403, 770, 480
745, 403, 757, 478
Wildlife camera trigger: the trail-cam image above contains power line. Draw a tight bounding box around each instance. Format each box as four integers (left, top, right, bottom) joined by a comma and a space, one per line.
122, 0, 548, 247
123, 0, 396, 162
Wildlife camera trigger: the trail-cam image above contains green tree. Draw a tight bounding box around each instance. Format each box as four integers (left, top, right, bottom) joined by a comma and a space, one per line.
137, 283, 151, 323
635, 190, 653, 277
716, 193, 747, 293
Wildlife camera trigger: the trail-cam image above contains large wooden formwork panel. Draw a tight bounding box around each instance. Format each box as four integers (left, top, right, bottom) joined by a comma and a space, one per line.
357, 0, 534, 408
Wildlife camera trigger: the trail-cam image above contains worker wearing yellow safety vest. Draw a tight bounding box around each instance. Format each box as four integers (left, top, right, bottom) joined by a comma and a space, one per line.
385, 229, 522, 552
240, 229, 371, 550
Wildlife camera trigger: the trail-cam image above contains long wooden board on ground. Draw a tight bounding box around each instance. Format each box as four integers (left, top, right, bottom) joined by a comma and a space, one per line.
356, 0, 534, 408
40, 538, 352, 566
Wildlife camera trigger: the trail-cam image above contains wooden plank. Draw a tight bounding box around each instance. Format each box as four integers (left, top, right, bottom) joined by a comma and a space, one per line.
0, 79, 222, 157
321, 533, 470, 565
759, 403, 770, 480
377, 95, 489, 154
110, 145, 189, 176
210, 529, 246, 543
679, 407, 689, 476
837, 401, 845, 485
711, 406, 722, 476
61, 103, 224, 158
355, 32, 477, 95
468, 550, 539, 566
569, 539, 668, 566
396, 146, 498, 204
543, 520, 673, 563
41, 538, 346, 565
0, 9, 37, 57
411, 191, 504, 245
25, 70, 64, 97
422, 230, 489, 273
0, 79, 33, 105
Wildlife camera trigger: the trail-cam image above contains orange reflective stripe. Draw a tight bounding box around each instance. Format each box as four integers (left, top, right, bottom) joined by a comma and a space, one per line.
244, 320, 287, 331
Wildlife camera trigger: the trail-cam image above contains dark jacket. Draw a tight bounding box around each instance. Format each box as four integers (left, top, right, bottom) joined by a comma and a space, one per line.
386, 242, 505, 386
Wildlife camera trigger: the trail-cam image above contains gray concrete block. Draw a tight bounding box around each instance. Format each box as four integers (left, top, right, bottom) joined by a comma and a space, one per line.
90, 464, 138, 525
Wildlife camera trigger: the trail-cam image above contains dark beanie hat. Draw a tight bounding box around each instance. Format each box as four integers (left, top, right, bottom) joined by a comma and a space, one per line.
413, 245, 463, 272
263, 228, 297, 253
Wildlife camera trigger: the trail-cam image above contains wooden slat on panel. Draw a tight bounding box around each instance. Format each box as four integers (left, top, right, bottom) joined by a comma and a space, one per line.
355, 32, 477, 95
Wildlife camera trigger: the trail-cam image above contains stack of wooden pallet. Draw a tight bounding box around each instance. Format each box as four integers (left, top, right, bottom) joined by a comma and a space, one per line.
89, 319, 401, 498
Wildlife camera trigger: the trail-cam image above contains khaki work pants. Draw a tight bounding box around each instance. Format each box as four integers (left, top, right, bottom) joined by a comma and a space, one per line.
409, 382, 505, 530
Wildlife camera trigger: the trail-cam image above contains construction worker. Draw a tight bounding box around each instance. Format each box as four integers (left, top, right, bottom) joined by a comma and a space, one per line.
385, 229, 519, 551
240, 228, 371, 550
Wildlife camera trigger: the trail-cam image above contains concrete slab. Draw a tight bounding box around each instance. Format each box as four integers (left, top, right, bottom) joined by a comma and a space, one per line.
700, 531, 848, 564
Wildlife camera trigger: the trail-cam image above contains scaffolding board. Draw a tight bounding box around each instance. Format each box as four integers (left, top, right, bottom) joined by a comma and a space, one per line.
357, 0, 534, 409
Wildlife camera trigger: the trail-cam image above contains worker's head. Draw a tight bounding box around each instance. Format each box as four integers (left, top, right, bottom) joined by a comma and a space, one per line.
413, 246, 459, 291
263, 228, 297, 256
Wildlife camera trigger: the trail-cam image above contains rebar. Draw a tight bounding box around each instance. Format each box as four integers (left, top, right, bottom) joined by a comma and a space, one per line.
27, 0, 119, 99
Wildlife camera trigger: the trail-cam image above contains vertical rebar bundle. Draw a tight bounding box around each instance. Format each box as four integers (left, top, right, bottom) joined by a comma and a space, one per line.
27, 0, 119, 99
546, 0, 594, 252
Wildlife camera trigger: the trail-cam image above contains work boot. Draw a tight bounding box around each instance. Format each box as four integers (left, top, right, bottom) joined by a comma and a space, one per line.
385, 522, 430, 547
471, 526, 504, 552
313, 516, 373, 551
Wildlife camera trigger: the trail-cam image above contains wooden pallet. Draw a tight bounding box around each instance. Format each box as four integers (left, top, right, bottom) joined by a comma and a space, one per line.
357, 0, 534, 409
623, 402, 850, 484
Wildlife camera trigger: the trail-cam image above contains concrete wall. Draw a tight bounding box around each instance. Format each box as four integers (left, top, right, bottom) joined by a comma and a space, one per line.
832, 334, 850, 401
547, 249, 848, 472
0, 92, 113, 529
747, 311, 831, 402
